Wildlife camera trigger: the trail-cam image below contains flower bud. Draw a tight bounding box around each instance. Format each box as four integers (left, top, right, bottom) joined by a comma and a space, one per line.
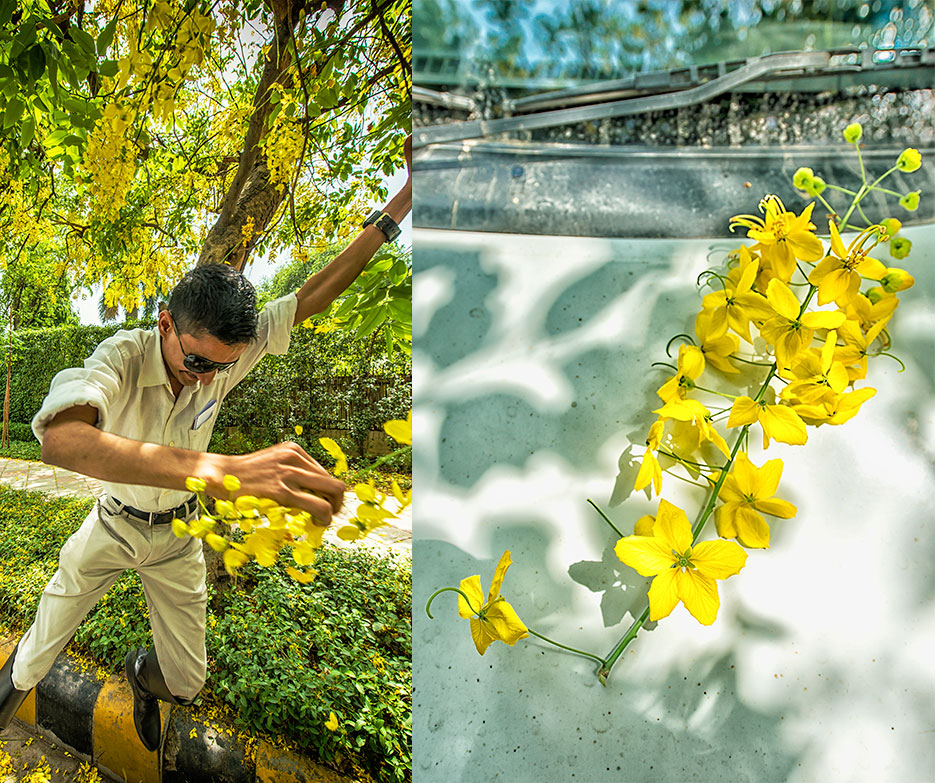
889, 236, 912, 260
185, 476, 206, 493
899, 191, 920, 211
806, 176, 826, 196
294, 425, 303, 436
234, 495, 261, 514
205, 533, 228, 552
880, 268, 914, 293
633, 515, 656, 536
879, 218, 902, 237
792, 167, 814, 190
866, 286, 888, 304
842, 122, 862, 143
171, 518, 189, 538
214, 499, 236, 518
896, 148, 922, 173
222, 474, 241, 492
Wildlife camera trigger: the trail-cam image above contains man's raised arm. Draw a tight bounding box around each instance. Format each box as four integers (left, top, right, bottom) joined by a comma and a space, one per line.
292, 137, 412, 325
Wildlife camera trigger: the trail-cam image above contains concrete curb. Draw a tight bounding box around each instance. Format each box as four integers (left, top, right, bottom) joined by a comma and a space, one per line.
1, 638, 352, 783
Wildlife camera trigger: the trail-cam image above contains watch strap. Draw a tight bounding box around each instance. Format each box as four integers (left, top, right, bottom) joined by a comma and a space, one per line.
362, 210, 401, 242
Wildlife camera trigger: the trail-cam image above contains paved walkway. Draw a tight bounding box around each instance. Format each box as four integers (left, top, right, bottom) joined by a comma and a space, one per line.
0, 458, 411, 557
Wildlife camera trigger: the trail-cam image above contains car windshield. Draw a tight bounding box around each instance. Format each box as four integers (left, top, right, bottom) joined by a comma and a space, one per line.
414, 2, 934, 237
416, 0, 934, 91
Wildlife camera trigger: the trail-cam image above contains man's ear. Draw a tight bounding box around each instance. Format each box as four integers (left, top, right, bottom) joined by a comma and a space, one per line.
157, 310, 172, 335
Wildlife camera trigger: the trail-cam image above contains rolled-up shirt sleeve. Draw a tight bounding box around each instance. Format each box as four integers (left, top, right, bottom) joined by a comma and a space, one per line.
31, 341, 125, 444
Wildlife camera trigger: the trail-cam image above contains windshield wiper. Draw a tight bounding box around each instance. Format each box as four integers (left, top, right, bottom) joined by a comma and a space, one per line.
414, 47, 935, 150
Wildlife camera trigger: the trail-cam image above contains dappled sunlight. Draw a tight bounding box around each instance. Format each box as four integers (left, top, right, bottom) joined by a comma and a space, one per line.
414, 226, 935, 781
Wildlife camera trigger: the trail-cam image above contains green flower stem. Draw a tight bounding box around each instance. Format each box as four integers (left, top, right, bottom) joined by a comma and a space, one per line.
599, 605, 650, 684
839, 165, 898, 229
425, 587, 478, 619
825, 183, 857, 195
731, 356, 773, 367
356, 446, 413, 474
598, 285, 822, 680
587, 499, 624, 538
693, 385, 738, 400
526, 629, 605, 667
814, 191, 837, 217
658, 449, 722, 471
874, 186, 903, 198
868, 351, 907, 371
854, 141, 867, 185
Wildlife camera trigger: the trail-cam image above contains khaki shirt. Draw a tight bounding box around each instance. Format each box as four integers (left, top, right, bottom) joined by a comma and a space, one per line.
32, 293, 298, 512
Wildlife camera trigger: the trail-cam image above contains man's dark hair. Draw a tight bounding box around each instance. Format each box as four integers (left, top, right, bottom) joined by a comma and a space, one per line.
167, 264, 258, 344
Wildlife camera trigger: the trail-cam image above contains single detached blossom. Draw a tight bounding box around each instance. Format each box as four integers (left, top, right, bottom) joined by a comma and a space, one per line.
615, 499, 747, 626
716, 452, 797, 548
459, 551, 529, 655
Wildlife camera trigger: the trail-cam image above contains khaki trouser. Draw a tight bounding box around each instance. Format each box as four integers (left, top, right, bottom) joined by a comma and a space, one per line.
12, 496, 207, 701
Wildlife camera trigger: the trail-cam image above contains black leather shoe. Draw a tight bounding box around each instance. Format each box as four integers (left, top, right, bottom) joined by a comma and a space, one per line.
0, 644, 31, 731
125, 648, 162, 751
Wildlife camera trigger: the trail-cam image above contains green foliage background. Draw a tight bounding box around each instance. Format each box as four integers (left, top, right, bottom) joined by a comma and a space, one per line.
0, 487, 412, 783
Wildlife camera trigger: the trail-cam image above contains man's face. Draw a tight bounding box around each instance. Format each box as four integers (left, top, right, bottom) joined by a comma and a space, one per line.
158, 312, 250, 388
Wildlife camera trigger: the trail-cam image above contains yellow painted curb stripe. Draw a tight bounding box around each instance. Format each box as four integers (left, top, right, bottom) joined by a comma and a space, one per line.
92, 673, 167, 783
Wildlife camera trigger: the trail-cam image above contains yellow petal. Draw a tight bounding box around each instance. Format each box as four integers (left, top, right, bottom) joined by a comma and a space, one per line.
634, 451, 662, 496
458, 574, 485, 618
760, 404, 808, 446
325, 711, 339, 731
487, 550, 513, 604
482, 599, 529, 647
336, 524, 362, 541
633, 515, 655, 536
679, 344, 705, 379
753, 457, 784, 498
828, 219, 847, 258
786, 229, 824, 262
171, 518, 189, 539
754, 497, 798, 519
801, 310, 846, 330
470, 616, 498, 655
766, 278, 802, 320
205, 533, 228, 552
223, 547, 249, 576
647, 568, 679, 622
690, 539, 748, 579
383, 417, 412, 446
733, 505, 771, 548
654, 499, 692, 554
677, 569, 720, 626
286, 566, 317, 584
715, 503, 740, 539
729, 452, 757, 495
727, 396, 760, 428
615, 536, 674, 577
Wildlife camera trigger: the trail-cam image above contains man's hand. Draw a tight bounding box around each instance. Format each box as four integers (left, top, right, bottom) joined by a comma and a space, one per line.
224, 441, 345, 526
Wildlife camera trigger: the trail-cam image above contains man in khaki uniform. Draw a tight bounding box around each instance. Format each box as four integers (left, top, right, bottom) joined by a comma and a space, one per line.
0, 145, 411, 751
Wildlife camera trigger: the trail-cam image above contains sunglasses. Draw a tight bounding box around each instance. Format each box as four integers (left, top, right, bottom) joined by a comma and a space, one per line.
169, 313, 239, 374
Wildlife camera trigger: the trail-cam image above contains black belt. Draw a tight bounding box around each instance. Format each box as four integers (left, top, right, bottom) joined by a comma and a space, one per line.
109, 495, 199, 525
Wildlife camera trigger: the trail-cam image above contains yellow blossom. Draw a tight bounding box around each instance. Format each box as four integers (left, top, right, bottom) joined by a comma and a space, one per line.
694, 309, 741, 373
223, 474, 241, 492
185, 476, 206, 493
654, 398, 730, 459
759, 278, 846, 368
615, 499, 747, 625
319, 437, 348, 476
384, 410, 412, 445
700, 247, 773, 342
808, 223, 887, 307
716, 452, 797, 548
458, 551, 529, 655
730, 195, 824, 281
780, 330, 850, 405
325, 711, 339, 731
657, 344, 705, 403
634, 419, 665, 495
727, 395, 807, 449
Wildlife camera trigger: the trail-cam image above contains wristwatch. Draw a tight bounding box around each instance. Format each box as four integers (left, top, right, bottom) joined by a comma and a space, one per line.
362, 210, 401, 243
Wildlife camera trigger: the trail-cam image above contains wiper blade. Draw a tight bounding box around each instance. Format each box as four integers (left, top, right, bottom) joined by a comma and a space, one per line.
414, 47, 935, 150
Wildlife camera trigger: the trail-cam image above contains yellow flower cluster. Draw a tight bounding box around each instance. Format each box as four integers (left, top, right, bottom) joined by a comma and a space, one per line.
261, 93, 305, 193
79, 103, 138, 221
437, 123, 923, 673
174, 413, 413, 584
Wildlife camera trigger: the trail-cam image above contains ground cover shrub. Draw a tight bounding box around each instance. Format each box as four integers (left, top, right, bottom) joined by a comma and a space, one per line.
0, 440, 42, 461
0, 488, 412, 781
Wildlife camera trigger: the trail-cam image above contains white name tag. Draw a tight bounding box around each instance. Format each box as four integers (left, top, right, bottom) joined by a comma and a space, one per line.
192, 399, 217, 430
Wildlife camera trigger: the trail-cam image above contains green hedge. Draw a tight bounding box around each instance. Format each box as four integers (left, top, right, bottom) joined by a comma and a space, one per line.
0, 487, 411, 783
4, 318, 411, 455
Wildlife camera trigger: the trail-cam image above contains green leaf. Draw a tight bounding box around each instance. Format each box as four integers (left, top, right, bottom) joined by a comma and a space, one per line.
1, 79, 16, 99
19, 116, 35, 147
2, 97, 24, 129
27, 45, 46, 84
0, 0, 14, 27
99, 59, 118, 78
69, 25, 97, 57
97, 17, 118, 56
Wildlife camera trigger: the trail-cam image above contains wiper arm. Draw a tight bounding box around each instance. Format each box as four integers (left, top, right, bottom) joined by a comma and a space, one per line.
414, 47, 934, 150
